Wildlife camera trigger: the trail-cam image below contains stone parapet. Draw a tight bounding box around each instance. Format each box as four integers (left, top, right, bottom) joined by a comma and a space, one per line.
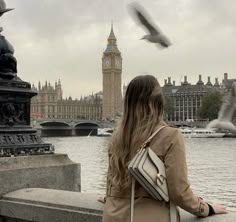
0, 154, 81, 197
0, 188, 235, 222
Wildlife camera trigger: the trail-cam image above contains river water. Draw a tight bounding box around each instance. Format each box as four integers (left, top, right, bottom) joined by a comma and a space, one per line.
44, 136, 236, 212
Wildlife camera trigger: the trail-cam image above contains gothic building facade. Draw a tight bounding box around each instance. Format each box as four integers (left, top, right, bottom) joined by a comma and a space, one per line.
31, 26, 122, 121
102, 25, 122, 120
31, 80, 102, 120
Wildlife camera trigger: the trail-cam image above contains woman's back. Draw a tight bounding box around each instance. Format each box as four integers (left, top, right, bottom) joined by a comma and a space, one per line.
102, 75, 227, 222
103, 124, 174, 222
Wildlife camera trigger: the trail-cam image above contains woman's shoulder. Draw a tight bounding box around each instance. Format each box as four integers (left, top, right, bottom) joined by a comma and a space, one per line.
150, 124, 183, 156
151, 123, 182, 148
160, 122, 181, 138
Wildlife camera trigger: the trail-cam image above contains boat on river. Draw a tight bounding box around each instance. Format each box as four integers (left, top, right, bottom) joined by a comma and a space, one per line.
181, 128, 225, 138
97, 128, 112, 137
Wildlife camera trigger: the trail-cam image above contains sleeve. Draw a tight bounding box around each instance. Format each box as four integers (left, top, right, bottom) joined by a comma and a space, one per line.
164, 129, 209, 217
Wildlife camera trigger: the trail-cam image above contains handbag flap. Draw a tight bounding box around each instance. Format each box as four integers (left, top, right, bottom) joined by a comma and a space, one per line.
147, 148, 166, 177
146, 148, 169, 198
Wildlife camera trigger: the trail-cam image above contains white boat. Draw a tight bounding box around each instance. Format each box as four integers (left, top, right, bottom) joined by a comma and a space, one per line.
181, 128, 225, 138
97, 128, 112, 137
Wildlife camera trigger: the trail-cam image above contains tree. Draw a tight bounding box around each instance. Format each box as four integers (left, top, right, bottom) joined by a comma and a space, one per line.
198, 90, 223, 121
163, 96, 175, 121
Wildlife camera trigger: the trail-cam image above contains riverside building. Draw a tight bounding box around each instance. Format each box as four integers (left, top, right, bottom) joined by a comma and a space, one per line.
162, 73, 234, 122
122, 73, 233, 123
31, 25, 122, 121
31, 80, 102, 120
31, 23, 234, 123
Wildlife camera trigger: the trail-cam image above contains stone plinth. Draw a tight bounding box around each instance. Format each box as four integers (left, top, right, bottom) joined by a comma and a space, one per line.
0, 188, 235, 222
0, 78, 53, 156
0, 154, 81, 197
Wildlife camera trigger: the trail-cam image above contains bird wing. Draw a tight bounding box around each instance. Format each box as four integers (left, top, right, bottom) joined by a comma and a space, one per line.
132, 4, 160, 35
159, 39, 170, 47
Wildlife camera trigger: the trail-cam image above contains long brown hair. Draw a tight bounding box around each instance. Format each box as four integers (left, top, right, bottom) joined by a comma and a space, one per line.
109, 75, 164, 190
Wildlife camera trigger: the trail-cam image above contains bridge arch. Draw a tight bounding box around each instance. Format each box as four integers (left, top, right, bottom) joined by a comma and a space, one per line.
74, 122, 99, 136
40, 121, 72, 137
40, 121, 71, 127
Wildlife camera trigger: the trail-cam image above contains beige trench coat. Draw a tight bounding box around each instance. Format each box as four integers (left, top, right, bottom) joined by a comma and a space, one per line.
102, 125, 210, 222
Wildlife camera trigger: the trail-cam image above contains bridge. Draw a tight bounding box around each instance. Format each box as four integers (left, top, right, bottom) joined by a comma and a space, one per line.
31, 118, 210, 137
31, 119, 114, 137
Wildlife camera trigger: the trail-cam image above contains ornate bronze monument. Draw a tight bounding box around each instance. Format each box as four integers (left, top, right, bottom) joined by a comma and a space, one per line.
0, 0, 54, 156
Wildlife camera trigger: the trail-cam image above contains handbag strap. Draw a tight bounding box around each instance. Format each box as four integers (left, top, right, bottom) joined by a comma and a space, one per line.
130, 177, 135, 222
130, 172, 177, 222
141, 125, 167, 149
170, 202, 177, 222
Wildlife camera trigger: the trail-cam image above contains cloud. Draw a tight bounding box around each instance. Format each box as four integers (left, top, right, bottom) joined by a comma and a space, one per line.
1, 0, 235, 98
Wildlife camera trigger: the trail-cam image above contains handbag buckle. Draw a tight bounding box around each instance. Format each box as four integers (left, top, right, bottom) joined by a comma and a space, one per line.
138, 143, 147, 152
157, 173, 165, 185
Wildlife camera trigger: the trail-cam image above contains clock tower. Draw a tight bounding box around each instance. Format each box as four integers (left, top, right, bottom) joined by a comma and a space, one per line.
102, 25, 122, 120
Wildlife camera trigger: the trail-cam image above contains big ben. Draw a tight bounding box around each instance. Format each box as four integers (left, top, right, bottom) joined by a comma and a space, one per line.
102, 25, 122, 120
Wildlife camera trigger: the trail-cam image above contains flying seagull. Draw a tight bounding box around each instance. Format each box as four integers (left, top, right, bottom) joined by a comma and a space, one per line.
207, 81, 236, 132
129, 2, 171, 48
0, 0, 14, 17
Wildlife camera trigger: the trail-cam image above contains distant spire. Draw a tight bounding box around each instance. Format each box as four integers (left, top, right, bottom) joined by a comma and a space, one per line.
206, 76, 212, 86
104, 22, 120, 53
38, 81, 41, 90
32, 83, 35, 90
108, 22, 116, 40
197, 75, 204, 85
214, 78, 220, 87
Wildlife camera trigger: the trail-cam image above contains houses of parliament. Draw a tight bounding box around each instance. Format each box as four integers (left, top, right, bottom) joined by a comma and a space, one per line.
31, 25, 235, 122
31, 26, 122, 121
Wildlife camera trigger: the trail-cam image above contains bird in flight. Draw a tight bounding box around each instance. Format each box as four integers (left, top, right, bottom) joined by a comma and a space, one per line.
0, 0, 14, 17
129, 2, 171, 48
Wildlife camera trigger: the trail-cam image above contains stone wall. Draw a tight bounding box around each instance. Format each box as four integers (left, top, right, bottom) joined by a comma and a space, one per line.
0, 154, 81, 197
0, 188, 235, 222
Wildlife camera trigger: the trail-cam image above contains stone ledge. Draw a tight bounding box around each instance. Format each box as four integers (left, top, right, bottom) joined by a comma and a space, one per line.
0, 188, 235, 222
0, 154, 75, 170
0, 154, 81, 196
0, 189, 103, 222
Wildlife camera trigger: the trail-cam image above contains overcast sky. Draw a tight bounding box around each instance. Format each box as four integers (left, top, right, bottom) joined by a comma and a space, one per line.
2, 0, 236, 98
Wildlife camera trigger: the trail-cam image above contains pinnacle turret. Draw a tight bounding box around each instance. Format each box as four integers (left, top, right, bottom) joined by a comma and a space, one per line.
104, 24, 120, 54
108, 23, 116, 41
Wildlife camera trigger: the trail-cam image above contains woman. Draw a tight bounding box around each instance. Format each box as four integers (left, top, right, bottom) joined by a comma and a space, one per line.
102, 75, 227, 222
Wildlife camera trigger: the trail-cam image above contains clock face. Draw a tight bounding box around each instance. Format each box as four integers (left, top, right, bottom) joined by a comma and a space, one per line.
115, 57, 121, 68
104, 58, 111, 68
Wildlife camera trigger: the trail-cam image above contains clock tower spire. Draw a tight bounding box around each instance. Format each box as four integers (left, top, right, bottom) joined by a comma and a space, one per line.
102, 24, 122, 120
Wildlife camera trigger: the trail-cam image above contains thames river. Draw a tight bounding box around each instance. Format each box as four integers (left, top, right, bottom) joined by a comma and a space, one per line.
44, 136, 236, 212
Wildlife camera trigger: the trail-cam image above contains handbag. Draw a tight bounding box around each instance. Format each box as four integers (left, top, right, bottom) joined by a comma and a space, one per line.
128, 125, 177, 222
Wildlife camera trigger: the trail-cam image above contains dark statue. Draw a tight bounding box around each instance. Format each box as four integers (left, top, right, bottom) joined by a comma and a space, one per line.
0, 0, 17, 80
0, 0, 54, 157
